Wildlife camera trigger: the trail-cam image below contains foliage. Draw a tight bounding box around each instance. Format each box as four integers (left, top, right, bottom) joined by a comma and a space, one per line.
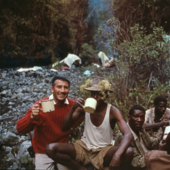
0, 0, 88, 67
96, 0, 170, 52
79, 43, 96, 66
116, 24, 170, 85
98, 22, 170, 85
80, 78, 92, 92
98, 80, 111, 100
105, 70, 170, 121
112, 0, 170, 35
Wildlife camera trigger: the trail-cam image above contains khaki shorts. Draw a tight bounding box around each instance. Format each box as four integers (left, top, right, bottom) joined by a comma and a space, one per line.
73, 140, 114, 170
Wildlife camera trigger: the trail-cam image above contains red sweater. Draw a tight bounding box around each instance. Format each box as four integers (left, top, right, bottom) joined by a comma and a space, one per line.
16, 97, 84, 154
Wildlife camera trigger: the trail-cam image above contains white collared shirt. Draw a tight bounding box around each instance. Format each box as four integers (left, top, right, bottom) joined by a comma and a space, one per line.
145, 107, 170, 123
49, 94, 69, 105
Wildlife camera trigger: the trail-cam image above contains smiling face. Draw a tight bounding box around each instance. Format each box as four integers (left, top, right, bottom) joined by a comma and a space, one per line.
128, 109, 145, 132
155, 101, 167, 116
51, 79, 69, 104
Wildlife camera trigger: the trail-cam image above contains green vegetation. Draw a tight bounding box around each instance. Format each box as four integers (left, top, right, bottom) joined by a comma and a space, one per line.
0, 0, 89, 67
112, 0, 170, 38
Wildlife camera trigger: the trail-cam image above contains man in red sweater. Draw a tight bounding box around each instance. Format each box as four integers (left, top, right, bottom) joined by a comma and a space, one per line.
16, 75, 83, 170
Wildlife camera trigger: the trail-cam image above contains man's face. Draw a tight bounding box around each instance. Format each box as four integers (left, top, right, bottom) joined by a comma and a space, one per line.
128, 109, 145, 131
90, 91, 103, 105
155, 101, 167, 115
51, 79, 69, 103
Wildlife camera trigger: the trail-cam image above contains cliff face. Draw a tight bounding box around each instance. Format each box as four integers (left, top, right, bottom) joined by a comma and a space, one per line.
0, 66, 86, 169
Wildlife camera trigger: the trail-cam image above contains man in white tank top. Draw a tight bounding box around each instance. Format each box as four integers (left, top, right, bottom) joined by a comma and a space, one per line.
45, 78, 133, 170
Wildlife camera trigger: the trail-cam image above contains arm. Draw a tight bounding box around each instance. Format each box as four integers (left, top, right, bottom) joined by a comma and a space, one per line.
143, 120, 169, 130
141, 128, 163, 149
109, 107, 133, 168
16, 108, 35, 134
114, 132, 146, 169
160, 114, 170, 121
113, 107, 133, 157
16, 103, 45, 135
62, 98, 85, 131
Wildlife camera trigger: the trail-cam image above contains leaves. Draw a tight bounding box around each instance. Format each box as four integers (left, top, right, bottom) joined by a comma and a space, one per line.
0, 0, 88, 67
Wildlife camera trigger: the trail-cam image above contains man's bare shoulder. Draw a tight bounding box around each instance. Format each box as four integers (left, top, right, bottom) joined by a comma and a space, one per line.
110, 105, 122, 119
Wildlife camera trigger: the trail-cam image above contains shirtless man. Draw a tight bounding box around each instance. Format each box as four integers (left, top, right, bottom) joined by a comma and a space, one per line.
45, 78, 133, 170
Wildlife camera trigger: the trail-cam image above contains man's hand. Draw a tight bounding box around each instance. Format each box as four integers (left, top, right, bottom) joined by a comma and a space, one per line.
109, 154, 121, 170
160, 119, 169, 127
160, 115, 170, 121
31, 103, 41, 119
159, 140, 166, 151
72, 98, 85, 110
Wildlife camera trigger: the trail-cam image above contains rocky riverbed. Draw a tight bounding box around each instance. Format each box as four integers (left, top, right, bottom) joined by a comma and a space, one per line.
0, 65, 99, 170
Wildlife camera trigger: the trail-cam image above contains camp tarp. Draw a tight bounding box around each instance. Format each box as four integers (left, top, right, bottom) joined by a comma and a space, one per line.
60, 54, 82, 69
98, 51, 109, 66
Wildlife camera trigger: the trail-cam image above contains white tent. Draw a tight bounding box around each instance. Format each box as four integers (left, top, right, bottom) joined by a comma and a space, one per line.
52, 54, 82, 69
98, 51, 109, 66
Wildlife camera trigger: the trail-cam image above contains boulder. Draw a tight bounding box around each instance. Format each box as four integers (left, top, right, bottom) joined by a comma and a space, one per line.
1, 131, 20, 146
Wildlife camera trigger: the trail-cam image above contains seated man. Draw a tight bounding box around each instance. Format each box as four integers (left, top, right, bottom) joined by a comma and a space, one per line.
145, 133, 170, 170
143, 95, 170, 138
45, 78, 133, 170
115, 105, 162, 170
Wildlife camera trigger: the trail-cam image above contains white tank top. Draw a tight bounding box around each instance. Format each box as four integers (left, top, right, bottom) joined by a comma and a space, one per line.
81, 104, 114, 149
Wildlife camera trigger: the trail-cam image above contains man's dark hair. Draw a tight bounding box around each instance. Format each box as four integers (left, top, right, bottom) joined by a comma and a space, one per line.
154, 95, 167, 106
129, 104, 145, 115
51, 75, 70, 87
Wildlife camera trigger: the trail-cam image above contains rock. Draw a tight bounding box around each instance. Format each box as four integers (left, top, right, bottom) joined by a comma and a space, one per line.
6, 152, 15, 165
2, 131, 20, 146
19, 136, 26, 142
71, 65, 76, 70
2, 81, 9, 86
22, 96, 31, 102
11, 162, 19, 170
8, 126, 18, 135
17, 93, 24, 98
8, 102, 15, 106
2, 146, 12, 154
16, 141, 32, 165
2, 73, 7, 78
1, 90, 8, 95
49, 71, 57, 77
0, 66, 87, 169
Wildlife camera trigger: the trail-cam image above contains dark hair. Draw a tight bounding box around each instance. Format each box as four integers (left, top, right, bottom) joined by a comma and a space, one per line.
154, 95, 167, 106
129, 104, 145, 115
51, 75, 70, 87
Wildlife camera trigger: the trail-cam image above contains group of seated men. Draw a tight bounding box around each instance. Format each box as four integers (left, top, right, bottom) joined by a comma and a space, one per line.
16, 75, 170, 170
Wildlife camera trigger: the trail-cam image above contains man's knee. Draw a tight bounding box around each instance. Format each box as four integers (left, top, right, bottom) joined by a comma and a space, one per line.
45, 143, 59, 158
124, 147, 134, 162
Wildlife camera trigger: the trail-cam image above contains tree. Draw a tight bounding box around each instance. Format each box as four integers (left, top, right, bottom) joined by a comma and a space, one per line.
0, 0, 89, 68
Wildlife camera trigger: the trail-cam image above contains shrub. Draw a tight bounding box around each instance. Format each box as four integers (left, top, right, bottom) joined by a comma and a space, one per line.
79, 43, 97, 66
